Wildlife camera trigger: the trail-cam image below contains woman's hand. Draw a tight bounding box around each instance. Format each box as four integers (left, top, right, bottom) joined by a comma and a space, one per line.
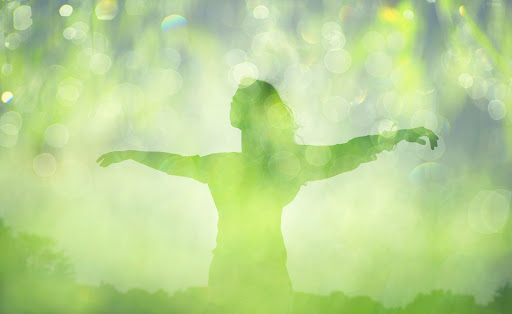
399, 127, 439, 150
96, 151, 130, 167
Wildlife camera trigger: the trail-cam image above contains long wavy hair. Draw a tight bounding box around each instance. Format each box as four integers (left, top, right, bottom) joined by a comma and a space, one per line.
231, 80, 298, 146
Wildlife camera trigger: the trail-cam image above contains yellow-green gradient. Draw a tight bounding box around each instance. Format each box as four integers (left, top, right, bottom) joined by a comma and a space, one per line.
1, 0, 512, 312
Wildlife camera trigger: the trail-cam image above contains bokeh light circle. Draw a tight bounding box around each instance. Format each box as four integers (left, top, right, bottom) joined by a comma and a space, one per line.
324, 49, 351, 74
322, 22, 345, 49
5, 33, 22, 50
2, 64, 13, 76
45, 124, 70, 148
1, 91, 13, 103
253, 6, 269, 19
468, 190, 510, 234
458, 73, 473, 88
0, 111, 22, 135
305, 146, 332, 167
57, 78, 82, 105
90, 54, 112, 74
488, 100, 506, 120
232, 62, 259, 85
161, 15, 187, 32
403, 10, 414, 20
59, 4, 73, 17
13, 5, 32, 31
33, 153, 57, 177
95, 1, 118, 20
409, 162, 446, 184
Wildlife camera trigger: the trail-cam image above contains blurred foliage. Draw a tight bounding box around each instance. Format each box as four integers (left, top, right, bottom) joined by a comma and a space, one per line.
2, 218, 512, 313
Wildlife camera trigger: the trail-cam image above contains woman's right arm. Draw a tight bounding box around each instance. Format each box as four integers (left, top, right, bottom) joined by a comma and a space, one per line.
96, 150, 210, 183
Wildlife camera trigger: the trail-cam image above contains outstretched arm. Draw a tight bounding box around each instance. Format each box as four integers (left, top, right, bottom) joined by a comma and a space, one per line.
96, 150, 209, 183
301, 127, 439, 181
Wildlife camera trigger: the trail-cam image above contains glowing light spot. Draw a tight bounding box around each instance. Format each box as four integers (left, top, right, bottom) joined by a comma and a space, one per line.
33, 153, 57, 177
458, 73, 473, 88
365, 53, 392, 77
468, 190, 510, 233
2, 91, 13, 103
63, 27, 77, 40
59, 4, 73, 17
96, 0, 119, 20
0, 111, 22, 135
305, 146, 332, 167
459, 6, 466, 16
324, 49, 351, 74
2, 64, 13, 75
161, 15, 187, 32
90, 54, 112, 75
488, 100, 506, 120
403, 10, 414, 20
379, 7, 400, 22
323, 97, 350, 122
232, 62, 259, 85
13, 5, 32, 30
253, 5, 269, 19
427, 0, 436, 3
45, 124, 70, 148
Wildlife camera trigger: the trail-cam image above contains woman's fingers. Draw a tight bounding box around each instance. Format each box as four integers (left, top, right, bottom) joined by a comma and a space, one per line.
417, 139, 426, 145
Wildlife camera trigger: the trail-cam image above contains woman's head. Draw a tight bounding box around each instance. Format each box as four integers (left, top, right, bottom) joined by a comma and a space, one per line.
230, 80, 298, 144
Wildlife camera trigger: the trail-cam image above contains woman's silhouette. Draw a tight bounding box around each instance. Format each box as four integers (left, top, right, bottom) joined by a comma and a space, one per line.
97, 80, 438, 313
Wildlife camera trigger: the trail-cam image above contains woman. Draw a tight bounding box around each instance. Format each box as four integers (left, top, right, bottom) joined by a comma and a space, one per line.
97, 80, 438, 313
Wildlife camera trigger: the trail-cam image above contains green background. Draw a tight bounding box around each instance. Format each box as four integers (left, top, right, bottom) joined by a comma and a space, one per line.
1, 0, 512, 312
